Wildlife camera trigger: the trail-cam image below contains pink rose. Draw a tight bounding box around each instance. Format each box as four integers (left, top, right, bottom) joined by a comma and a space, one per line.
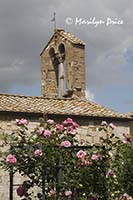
109, 123, 115, 130
16, 185, 26, 197
47, 119, 55, 124
6, 154, 17, 164
61, 140, 71, 147
38, 127, 45, 135
55, 124, 64, 132
82, 160, 91, 166
91, 154, 99, 161
39, 128, 52, 137
43, 130, 52, 137
65, 190, 72, 197
48, 189, 56, 197
63, 118, 79, 130
72, 121, 79, 129
63, 118, 73, 125
66, 126, 74, 132
76, 150, 87, 159
118, 193, 133, 200
16, 118, 28, 126
66, 125, 78, 132
34, 149, 43, 157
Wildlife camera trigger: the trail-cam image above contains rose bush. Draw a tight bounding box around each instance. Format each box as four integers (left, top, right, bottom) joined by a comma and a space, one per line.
0, 117, 132, 200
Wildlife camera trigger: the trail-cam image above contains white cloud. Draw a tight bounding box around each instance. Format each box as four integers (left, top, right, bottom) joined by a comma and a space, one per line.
85, 90, 95, 101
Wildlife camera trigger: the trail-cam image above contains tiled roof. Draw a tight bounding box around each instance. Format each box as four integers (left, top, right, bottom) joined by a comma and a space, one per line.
0, 94, 130, 119
57, 29, 85, 45
127, 112, 133, 117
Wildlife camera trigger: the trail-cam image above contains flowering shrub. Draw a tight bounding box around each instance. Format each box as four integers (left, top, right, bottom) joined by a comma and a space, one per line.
76, 150, 87, 159
16, 118, 29, 126
6, 154, 17, 164
114, 134, 133, 197
60, 140, 72, 147
0, 117, 133, 200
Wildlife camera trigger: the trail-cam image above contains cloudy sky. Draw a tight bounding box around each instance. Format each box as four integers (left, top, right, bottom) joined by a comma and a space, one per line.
0, 0, 133, 113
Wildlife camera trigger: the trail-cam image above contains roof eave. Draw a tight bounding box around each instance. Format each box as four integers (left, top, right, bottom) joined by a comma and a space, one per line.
40, 29, 85, 56
0, 110, 131, 121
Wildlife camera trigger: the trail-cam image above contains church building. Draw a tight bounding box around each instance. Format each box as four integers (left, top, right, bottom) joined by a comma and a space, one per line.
0, 29, 132, 142
0, 28, 132, 199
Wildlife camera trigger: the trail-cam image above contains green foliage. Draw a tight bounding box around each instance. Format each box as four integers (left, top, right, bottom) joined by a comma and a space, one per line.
114, 142, 133, 196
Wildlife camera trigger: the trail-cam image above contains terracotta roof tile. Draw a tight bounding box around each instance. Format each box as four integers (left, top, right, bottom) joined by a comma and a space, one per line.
127, 112, 133, 117
40, 29, 85, 55
0, 94, 130, 120
57, 29, 85, 45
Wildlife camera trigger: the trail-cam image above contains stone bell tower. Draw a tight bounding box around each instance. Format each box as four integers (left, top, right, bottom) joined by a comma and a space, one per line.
40, 29, 86, 99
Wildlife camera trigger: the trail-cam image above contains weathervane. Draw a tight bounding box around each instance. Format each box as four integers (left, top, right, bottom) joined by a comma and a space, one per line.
51, 12, 56, 31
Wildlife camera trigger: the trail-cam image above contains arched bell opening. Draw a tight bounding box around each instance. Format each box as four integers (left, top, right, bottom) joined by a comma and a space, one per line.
58, 43, 65, 62
49, 47, 59, 95
58, 43, 67, 96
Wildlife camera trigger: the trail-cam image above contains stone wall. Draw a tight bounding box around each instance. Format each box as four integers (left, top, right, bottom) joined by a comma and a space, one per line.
41, 33, 85, 98
0, 114, 40, 200
130, 120, 133, 136
0, 113, 130, 199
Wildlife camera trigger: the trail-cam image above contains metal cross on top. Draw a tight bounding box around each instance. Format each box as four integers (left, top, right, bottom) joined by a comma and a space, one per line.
51, 12, 56, 30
